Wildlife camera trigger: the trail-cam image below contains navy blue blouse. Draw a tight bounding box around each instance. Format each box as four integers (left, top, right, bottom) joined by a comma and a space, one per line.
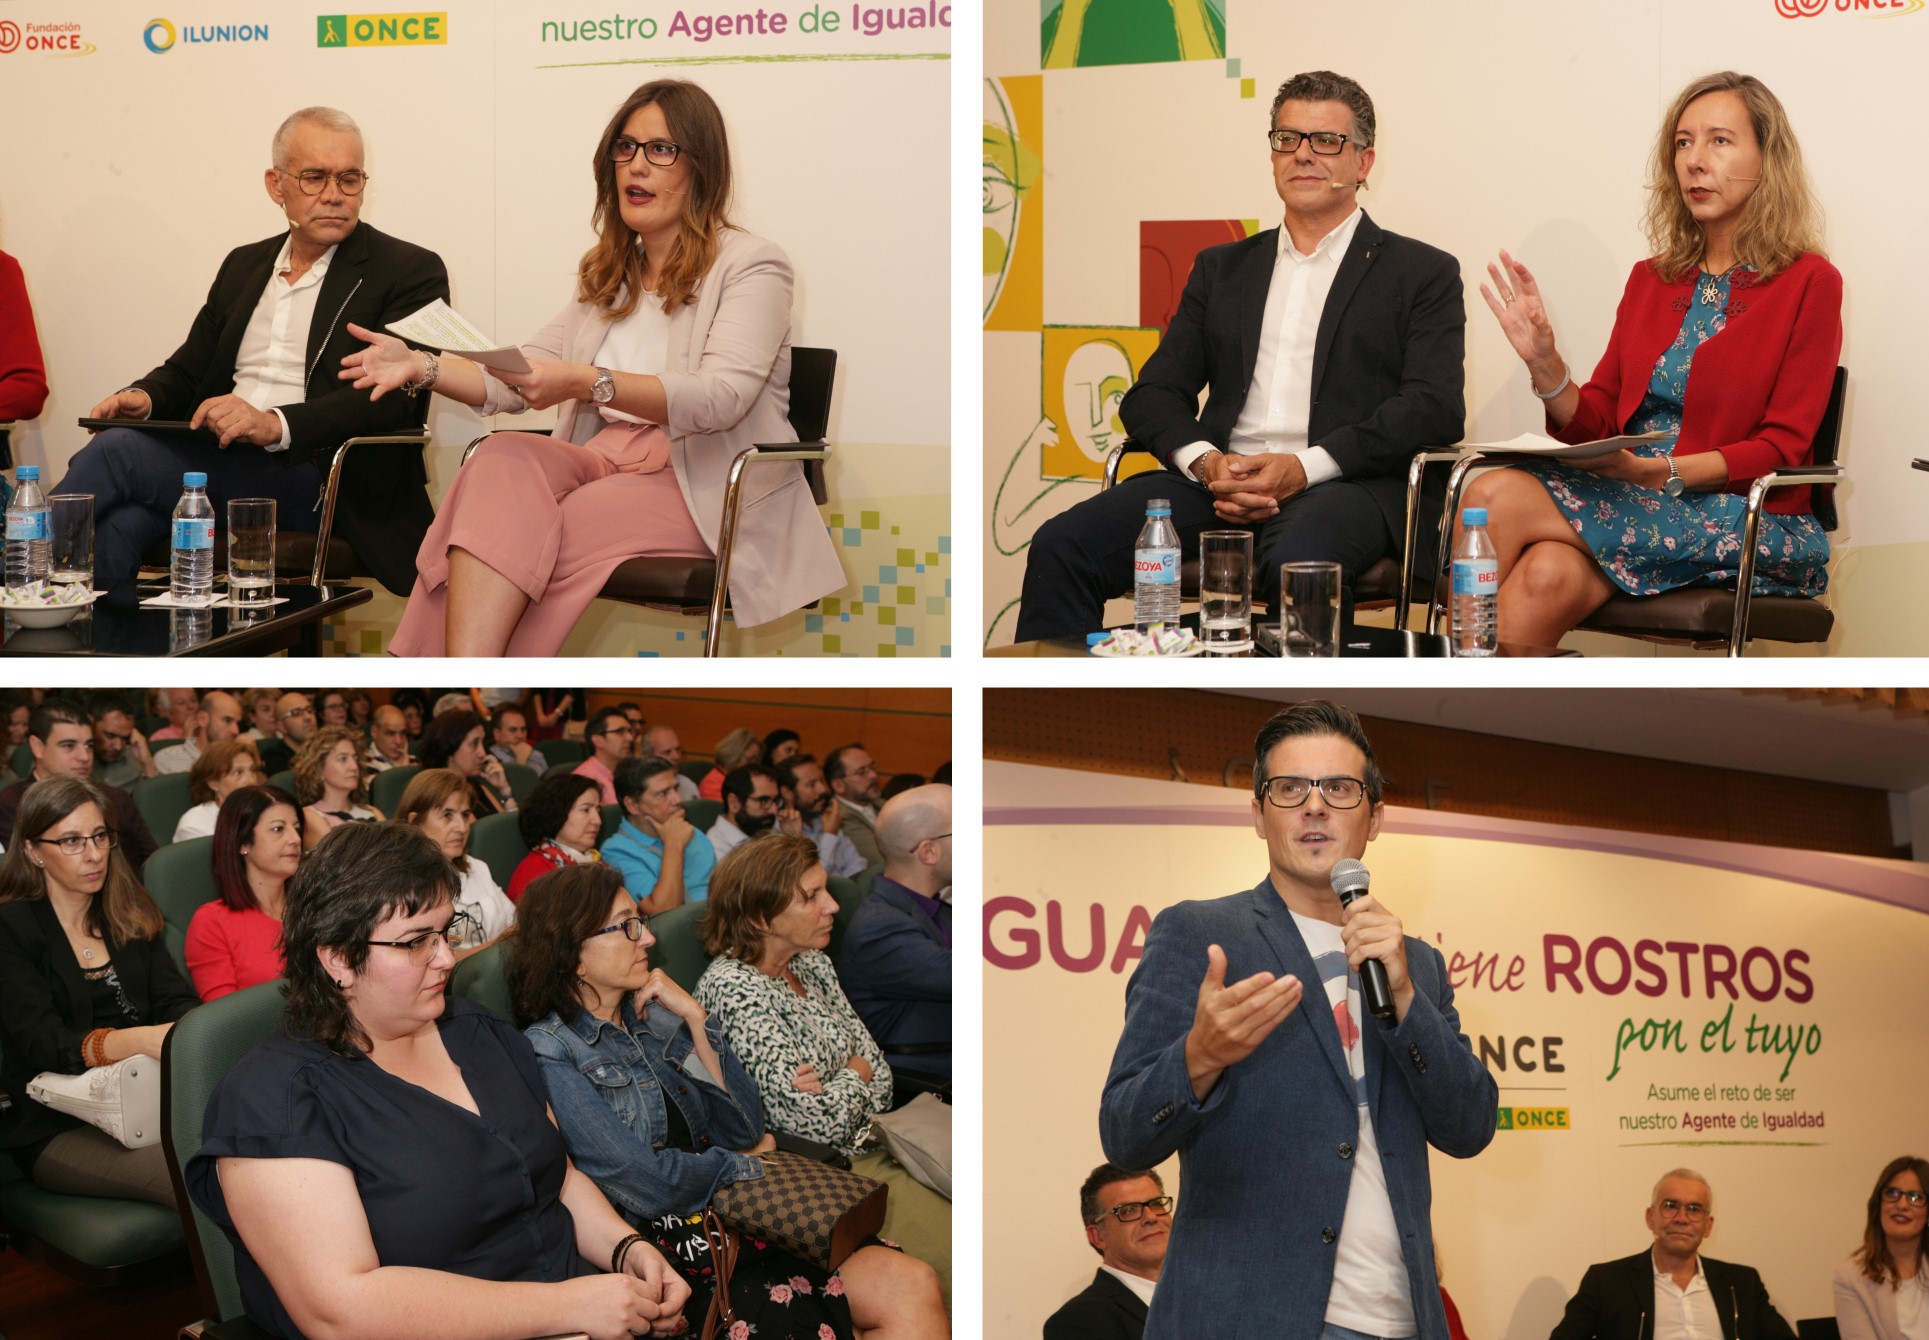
188, 998, 596, 1338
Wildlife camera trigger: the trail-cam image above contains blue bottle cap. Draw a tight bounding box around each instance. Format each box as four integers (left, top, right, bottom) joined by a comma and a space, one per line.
14, 466, 37, 481
1461, 506, 1488, 526
1146, 498, 1171, 515
183, 472, 208, 488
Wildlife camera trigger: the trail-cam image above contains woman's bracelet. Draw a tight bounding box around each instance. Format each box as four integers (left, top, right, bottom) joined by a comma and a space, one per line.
610, 1231, 645, 1275
1530, 360, 1572, 401
81, 1028, 112, 1068
402, 350, 441, 398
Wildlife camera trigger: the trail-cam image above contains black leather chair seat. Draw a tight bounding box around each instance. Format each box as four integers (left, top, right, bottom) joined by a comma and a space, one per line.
598, 556, 719, 606
1581, 589, 1833, 644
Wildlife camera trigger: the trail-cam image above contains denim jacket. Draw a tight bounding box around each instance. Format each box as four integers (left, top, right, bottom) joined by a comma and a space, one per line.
526, 999, 765, 1219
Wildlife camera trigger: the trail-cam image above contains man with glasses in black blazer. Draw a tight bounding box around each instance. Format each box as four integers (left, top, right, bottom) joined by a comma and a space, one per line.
1045, 1165, 1170, 1340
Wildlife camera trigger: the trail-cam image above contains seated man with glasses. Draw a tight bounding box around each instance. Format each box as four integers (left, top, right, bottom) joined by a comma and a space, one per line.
1551, 1168, 1795, 1338
1100, 700, 1495, 1340
0, 699, 158, 872
57, 105, 449, 598
1017, 69, 1465, 641
707, 764, 781, 859
1044, 1164, 1170, 1340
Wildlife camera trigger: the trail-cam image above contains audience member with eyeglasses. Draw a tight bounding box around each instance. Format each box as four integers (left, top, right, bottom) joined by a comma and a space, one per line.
341, 78, 843, 658
708, 763, 782, 858
0, 699, 158, 872
0, 776, 198, 1209
1835, 1155, 1929, 1340
1099, 700, 1495, 1340
509, 862, 946, 1340
186, 821, 691, 1340
1017, 68, 1465, 641
1044, 1164, 1170, 1340
1551, 1168, 1795, 1339
53, 106, 449, 600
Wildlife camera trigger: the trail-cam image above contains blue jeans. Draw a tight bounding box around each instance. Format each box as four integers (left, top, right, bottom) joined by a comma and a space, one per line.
52, 425, 323, 590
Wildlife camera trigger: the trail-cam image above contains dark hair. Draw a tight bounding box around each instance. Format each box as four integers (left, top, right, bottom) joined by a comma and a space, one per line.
418, 709, 483, 770
721, 763, 776, 810
1269, 70, 1376, 148
931, 761, 951, 786
774, 753, 818, 795
391, 688, 430, 716
520, 771, 604, 848
1857, 1155, 1929, 1285
1251, 700, 1384, 807
824, 744, 867, 784
189, 737, 263, 806
698, 833, 821, 963
504, 863, 628, 1029
29, 698, 88, 744
315, 689, 347, 719
213, 785, 302, 912
762, 728, 800, 759
343, 690, 372, 723
0, 776, 164, 944
615, 753, 677, 804
881, 772, 927, 802
614, 701, 644, 720
491, 705, 527, 738
280, 822, 458, 1057
585, 707, 629, 744
1078, 1164, 1164, 1239
85, 691, 139, 724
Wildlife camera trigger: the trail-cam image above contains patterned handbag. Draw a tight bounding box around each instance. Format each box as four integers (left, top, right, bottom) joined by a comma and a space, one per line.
706, 1148, 888, 1272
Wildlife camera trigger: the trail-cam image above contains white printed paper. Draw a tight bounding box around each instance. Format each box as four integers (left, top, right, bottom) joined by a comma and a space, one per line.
1459, 430, 1669, 460
386, 300, 532, 375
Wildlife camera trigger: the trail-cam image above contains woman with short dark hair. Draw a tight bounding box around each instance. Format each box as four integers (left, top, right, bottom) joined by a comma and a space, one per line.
186, 785, 302, 1001
419, 709, 516, 818
0, 776, 197, 1207
185, 822, 690, 1339
508, 772, 605, 902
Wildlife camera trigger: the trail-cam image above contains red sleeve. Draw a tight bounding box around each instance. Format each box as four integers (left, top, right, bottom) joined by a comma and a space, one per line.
1718, 259, 1843, 483
507, 852, 541, 903
1441, 1287, 1470, 1340
0, 252, 50, 422
186, 902, 240, 1003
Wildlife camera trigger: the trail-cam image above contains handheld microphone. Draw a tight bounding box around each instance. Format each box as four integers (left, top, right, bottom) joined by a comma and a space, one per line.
1328, 858, 1395, 1020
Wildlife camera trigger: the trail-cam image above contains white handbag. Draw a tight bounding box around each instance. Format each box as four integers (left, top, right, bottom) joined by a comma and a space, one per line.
27, 1056, 162, 1149
869, 1092, 951, 1199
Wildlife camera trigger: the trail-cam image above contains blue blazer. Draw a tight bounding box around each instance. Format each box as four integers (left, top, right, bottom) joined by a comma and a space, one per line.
1099, 877, 1497, 1340
838, 876, 951, 1076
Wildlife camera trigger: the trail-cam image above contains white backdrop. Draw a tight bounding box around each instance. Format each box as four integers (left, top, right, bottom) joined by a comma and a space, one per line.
0, 0, 952, 474
984, 0, 1929, 651
984, 760, 1929, 1337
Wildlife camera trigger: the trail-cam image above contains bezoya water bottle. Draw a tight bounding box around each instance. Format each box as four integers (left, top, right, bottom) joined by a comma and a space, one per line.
4, 465, 52, 594
171, 472, 215, 603
1133, 498, 1182, 630
1450, 506, 1499, 657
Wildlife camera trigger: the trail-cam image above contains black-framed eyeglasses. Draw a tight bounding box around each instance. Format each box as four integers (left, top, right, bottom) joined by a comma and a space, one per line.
1089, 1195, 1173, 1224
743, 793, 782, 812
279, 168, 369, 196
280, 705, 317, 721
1257, 776, 1367, 809
588, 915, 650, 943
1882, 1187, 1928, 1206
31, 828, 118, 856
1656, 1198, 1710, 1221
1268, 127, 1355, 156
365, 912, 478, 965
609, 137, 686, 167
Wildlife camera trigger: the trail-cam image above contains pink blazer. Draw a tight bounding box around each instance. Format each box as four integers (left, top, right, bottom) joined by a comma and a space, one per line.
1834, 1256, 1908, 1340
477, 230, 844, 628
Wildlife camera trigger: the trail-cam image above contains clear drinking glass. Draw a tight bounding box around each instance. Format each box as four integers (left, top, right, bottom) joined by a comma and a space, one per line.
1279, 561, 1342, 657
227, 498, 276, 607
49, 494, 93, 588
1198, 530, 1253, 653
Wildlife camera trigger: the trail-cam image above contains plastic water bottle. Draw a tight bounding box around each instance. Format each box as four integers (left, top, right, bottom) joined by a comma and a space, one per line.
170, 471, 215, 603
4, 465, 51, 594
1133, 497, 1181, 630
1450, 506, 1499, 657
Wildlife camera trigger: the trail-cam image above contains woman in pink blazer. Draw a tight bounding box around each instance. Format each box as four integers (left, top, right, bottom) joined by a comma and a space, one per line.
344, 80, 843, 656
1835, 1155, 1929, 1340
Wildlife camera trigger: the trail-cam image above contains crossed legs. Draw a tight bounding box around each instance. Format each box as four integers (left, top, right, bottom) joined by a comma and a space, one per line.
1454, 467, 1616, 648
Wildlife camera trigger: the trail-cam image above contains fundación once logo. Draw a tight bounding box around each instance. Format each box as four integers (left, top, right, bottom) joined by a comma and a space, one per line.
0, 18, 98, 55
144, 17, 272, 52
317, 12, 446, 47
1775, 0, 1922, 15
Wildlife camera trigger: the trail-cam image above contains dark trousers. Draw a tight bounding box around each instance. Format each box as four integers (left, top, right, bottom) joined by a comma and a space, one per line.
1015, 469, 1393, 641
52, 426, 324, 590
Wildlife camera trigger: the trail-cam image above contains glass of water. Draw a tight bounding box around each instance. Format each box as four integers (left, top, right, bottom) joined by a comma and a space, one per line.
49, 494, 94, 589
1198, 531, 1253, 653
1280, 561, 1342, 657
227, 498, 276, 607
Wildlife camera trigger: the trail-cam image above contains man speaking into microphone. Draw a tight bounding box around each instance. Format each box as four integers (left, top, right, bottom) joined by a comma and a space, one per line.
1099, 700, 1496, 1340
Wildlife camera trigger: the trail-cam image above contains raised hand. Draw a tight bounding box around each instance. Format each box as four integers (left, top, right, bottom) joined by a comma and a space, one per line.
1184, 943, 1302, 1100
337, 321, 424, 400
632, 968, 705, 1028
1479, 249, 1560, 371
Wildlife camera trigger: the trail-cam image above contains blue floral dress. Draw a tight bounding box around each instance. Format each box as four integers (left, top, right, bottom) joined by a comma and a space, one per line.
1511, 266, 1829, 596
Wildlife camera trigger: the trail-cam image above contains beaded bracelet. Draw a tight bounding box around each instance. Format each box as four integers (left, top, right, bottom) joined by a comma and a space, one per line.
81, 1028, 111, 1069
402, 350, 441, 398
610, 1231, 645, 1276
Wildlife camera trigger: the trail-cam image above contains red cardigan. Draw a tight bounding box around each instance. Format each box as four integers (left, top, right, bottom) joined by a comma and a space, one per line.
1553, 252, 1842, 515
0, 251, 50, 422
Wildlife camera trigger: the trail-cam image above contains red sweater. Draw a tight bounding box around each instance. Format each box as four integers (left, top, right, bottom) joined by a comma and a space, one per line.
0, 251, 49, 422
1554, 252, 1842, 515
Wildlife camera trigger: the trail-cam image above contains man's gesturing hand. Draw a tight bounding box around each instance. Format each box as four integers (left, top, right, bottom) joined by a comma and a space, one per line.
1184, 943, 1301, 1102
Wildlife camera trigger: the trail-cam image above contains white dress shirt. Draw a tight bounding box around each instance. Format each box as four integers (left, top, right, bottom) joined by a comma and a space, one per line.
590, 296, 671, 425
1170, 207, 1364, 485
229, 234, 338, 451
1652, 1252, 1723, 1340
1098, 1265, 1157, 1309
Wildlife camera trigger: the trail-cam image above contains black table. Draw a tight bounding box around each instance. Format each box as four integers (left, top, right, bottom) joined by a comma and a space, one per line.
987, 614, 1577, 658
0, 583, 372, 657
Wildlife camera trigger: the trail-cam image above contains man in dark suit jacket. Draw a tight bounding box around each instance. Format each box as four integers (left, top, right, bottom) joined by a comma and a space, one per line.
1043, 1164, 1168, 1340
0, 699, 158, 873
1551, 1169, 1795, 1339
838, 783, 951, 1077
58, 106, 448, 596
1017, 70, 1464, 640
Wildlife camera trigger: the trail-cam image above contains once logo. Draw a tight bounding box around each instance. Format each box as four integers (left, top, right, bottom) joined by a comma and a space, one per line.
0, 21, 19, 53
144, 18, 177, 52
318, 12, 446, 47
0, 19, 94, 53
1777, 0, 1922, 14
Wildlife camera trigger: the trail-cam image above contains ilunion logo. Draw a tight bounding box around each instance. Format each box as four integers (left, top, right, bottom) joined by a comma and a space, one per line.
143, 17, 177, 51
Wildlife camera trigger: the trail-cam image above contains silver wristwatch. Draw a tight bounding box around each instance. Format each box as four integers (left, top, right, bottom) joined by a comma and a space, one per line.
1663, 454, 1685, 497
590, 366, 617, 405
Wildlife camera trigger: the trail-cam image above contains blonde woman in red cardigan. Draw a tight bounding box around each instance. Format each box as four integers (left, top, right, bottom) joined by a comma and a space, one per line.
1470, 70, 1841, 647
